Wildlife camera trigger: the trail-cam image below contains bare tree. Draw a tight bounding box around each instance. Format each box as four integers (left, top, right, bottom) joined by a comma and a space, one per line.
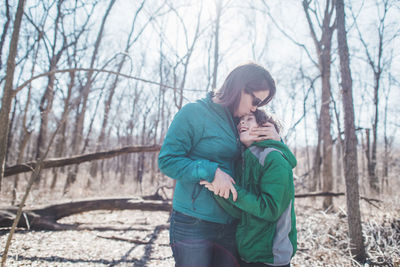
122, 74, 143, 185
89, 0, 156, 179
35, 1, 68, 162
50, 65, 75, 190
169, 2, 203, 110
259, 1, 335, 208
331, 80, 344, 190
49, 1, 97, 189
136, 106, 151, 193
351, 0, 398, 194
0, 0, 26, 190
0, 0, 11, 72
10, 13, 45, 197
12, 58, 36, 203
65, 0, 117, 192
336, 0, 366, 262
211, 0, 222, 91
302, 0, 336, 209
382, 72, 395, 191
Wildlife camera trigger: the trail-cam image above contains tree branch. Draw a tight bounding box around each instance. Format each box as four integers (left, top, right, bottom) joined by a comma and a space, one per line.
4, 144, 161, 177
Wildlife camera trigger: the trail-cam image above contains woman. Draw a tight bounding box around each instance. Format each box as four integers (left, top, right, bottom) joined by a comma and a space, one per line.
202, 110, 297, 267
158, 63, 279, 267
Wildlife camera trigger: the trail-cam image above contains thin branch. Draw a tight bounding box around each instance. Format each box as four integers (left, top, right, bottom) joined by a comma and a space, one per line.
260, 0, 319, 67
1, 92, 64, 266
14, 68, 201, 95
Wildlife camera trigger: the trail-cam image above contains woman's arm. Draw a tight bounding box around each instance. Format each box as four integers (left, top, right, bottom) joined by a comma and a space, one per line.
158, 104, 237, 200
158, 104, 218, 183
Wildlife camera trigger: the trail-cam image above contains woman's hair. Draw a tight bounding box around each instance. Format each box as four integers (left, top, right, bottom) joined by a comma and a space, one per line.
214, 62, 276, 114
253, 109, 281, 134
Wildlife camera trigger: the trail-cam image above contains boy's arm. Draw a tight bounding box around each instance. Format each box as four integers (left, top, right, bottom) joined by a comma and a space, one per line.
214, 195, 241, 219
225, 153, 292, 222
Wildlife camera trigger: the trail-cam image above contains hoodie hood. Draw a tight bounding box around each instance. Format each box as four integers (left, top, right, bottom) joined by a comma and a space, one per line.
251, 140, 297, 169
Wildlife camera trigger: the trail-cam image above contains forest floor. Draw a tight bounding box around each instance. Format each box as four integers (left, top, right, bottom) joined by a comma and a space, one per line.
1, 196, 399, 267
0, 169, 399, 266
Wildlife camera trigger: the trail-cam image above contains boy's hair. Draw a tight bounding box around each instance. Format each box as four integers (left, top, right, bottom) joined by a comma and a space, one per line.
253, 109, 281, 134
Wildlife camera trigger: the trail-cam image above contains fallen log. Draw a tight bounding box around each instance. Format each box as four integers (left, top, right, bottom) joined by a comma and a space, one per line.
1, 191, 381, 231
295, 192, 345, 198
0, 197, 171, 230
294, 191, 380, 202
294, 191, 381, 208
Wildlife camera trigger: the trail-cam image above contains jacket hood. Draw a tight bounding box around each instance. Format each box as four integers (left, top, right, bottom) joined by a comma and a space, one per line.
252, 140, 297, 168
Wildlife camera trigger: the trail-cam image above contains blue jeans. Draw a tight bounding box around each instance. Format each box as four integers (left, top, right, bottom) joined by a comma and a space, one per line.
239, 260, 290, 267
170, 210, 239, 267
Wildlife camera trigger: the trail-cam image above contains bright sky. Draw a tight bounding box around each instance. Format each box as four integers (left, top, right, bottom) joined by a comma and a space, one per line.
102, 0, 400, 146
6, 0, 396, 147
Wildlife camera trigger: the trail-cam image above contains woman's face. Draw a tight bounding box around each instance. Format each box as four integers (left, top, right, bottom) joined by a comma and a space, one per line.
237, 113, 259, 147
234, 90, 270, 117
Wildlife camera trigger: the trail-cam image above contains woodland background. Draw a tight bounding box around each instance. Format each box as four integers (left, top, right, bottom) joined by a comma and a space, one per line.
0, 0, 399, 266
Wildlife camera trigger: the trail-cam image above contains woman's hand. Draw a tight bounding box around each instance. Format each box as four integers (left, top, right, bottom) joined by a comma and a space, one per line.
250, 122, 280, 141
200, 168, 237, 201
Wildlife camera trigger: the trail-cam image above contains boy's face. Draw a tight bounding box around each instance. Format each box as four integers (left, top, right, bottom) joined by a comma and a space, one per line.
237, 113, 259, 147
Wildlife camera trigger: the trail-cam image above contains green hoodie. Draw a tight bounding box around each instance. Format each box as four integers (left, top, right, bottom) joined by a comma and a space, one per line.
216, 140, 297, 265
158, 93, 241, 224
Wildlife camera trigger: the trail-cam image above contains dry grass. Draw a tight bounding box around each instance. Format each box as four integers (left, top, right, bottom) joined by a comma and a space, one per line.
292, 197, 400, 266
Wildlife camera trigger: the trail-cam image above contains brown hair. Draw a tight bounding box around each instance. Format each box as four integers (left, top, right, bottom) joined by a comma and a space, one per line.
253, 109, 281, 134
215, 63, 276, 114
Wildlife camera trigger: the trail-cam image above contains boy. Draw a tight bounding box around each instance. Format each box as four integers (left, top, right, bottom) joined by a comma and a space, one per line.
201, 110, 297, 267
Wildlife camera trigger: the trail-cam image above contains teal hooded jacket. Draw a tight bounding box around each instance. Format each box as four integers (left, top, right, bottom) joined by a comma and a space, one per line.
158, 93, 241, 224
216, 140, 297, 265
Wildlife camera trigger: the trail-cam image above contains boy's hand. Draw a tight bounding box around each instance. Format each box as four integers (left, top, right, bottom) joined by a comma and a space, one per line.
199, 180, 214, 192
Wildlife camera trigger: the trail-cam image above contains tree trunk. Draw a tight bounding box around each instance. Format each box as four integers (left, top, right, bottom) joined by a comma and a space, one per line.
302, 0, 335, 209
136, 114, 148, 192
335, 142, 343, 191
336, 0, 366, 262
119, 154, 128, 185
90, 57, 126, 178
382, 87, 391, 192
12, 89, 33, 205
6, 98, 17, 166
332, 93, 344, 192
50, 70, 75, 189
312, 126, 322, 192
0, 0, 26, 190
